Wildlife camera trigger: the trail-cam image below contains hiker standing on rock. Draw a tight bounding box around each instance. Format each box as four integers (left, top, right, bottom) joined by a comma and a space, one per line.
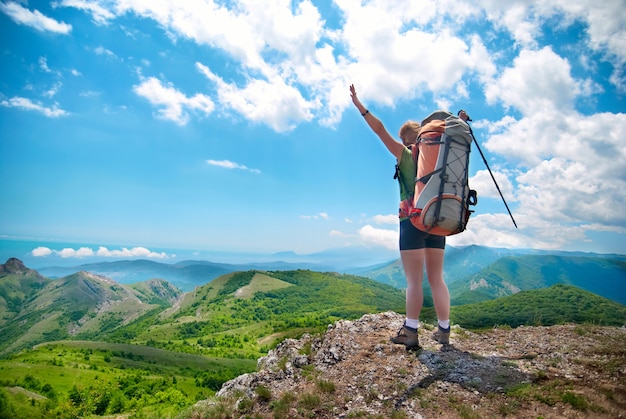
349, 84, 451, 348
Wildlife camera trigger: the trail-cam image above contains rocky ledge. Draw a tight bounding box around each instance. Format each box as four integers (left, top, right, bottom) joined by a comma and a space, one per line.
197, 311, 625, 418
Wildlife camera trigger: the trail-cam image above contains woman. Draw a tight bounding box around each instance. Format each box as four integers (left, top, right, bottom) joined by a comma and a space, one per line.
349, 84, 451, 348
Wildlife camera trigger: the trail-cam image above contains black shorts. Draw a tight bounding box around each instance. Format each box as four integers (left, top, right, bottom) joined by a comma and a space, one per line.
399, 219, 446, 250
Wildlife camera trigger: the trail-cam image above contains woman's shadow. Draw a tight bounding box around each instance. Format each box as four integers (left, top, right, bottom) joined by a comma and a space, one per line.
395, 343, 536, 409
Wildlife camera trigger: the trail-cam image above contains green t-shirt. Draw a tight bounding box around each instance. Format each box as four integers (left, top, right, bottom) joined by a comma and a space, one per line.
397, 146, 416, 201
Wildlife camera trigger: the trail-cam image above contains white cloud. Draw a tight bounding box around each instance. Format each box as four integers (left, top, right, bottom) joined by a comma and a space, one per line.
477, 0, 626, 91
93, 45, 117, 59
39, 57, 52, 73
196, 63, 314, 132
1, 1, 71, 33
448, 213, 539, 249
63, 0, 492, 130
0, 97, 68, 117
485, 111, 626, 226
44, 82, 62, 98
57, 0, 115, 24
468, 169, 515, 201
133, 77, 214, 125
31, 245, 171, 259
58, 247, 95, 258
373, 214, 398, 225
358, 225, 398, 250
60, 0, 626, 129
329, 221, 402, 249
31, 246, 52, 257
449, 210, 626, 252
339, 8, 477, 103
300, 212, 330, 220
206, 159, 261, 174
479, 2, 540, 48
96, 246, 168, 258
485, 47, 580, 116
534, 0, 626, 63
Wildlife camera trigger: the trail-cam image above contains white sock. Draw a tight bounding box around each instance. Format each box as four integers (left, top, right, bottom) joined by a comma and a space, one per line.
438, 319, 450, 329
405, 318, 419, 329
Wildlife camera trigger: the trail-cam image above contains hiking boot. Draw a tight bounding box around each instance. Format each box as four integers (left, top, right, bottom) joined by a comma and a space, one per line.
432, 325, 450, 344
390, 324, 419, 349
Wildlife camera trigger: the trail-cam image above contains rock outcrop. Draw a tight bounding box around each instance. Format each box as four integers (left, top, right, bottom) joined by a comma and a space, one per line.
202, 311, 625, 418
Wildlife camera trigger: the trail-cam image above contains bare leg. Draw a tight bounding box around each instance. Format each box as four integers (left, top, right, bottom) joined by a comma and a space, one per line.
424, 248, 449, 322
400, 248, 425, 320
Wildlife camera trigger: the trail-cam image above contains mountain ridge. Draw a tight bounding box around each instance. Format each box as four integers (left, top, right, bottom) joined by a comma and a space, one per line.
0, 263, 184, 356
28, 245, 626, 304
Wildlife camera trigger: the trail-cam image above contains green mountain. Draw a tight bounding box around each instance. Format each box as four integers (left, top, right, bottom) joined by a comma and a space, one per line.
0, 259, 183, 356
451, 255, 626, 305
353, 250, 626, 305
35, 259, 322, 292
452, 283, 626, 328
0, 260, 406, 359
0, 258, 48, 327
126, 270, 407, 359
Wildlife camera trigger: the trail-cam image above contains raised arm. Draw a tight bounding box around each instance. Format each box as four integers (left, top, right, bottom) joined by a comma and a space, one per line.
350, 84, 405, 160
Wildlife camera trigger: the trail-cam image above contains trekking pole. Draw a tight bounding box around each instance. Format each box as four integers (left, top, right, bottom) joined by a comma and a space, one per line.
467, 125, 518, 229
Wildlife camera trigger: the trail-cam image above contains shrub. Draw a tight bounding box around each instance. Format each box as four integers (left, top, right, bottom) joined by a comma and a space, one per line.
254, 385, 272, 403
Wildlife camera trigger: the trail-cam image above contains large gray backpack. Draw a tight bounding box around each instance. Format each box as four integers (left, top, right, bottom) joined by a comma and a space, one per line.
398, 110, 477, 236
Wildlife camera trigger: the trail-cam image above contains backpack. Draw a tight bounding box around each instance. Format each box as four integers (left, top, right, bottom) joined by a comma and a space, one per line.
398, 110, 477, 236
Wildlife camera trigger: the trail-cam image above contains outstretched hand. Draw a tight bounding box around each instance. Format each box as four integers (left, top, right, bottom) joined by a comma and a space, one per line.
348, 83, 403, 159
349, 84, 364, 111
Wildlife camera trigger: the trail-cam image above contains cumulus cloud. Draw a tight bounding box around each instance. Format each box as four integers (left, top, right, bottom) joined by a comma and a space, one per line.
58, 0, 625, 130
59, 0, 625, 124
357, 225, 398, 250
31, 245, 171, 259
1, 1, 71, 33
133, 77, 214, 125
96, 246, 168, 258
468, 169, 515, 201
60, 0, 492, 129
485, 47, 580, 115
58, 247, 95, 258
484, 111, 626, 228
31, 246, 52, 257
196, 63, 314, 132
373, 214, 398, 225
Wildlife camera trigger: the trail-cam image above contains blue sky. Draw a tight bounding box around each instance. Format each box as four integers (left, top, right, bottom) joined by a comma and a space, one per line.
1, 0, 625, 262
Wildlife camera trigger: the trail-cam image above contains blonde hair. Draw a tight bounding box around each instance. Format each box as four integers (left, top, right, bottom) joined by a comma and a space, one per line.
398, 120, 421, 146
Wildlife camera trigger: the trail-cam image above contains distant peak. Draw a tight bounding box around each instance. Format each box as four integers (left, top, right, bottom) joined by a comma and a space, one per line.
1, 257, 28, 274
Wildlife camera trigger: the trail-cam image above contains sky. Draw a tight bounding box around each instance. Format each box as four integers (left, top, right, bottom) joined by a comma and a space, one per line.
1, 0, 625, 263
